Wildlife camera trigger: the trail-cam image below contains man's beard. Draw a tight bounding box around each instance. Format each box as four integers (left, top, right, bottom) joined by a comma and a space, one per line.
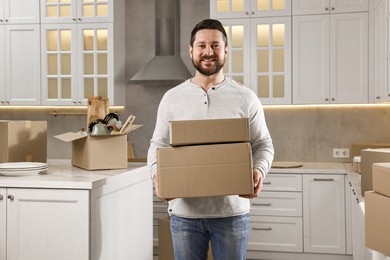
192, 55, 225, 76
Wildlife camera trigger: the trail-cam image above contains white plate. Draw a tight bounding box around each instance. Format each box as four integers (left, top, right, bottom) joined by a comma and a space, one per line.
0, 162, 47, 170
0, 169, 47, 176
0, 166, 48, 171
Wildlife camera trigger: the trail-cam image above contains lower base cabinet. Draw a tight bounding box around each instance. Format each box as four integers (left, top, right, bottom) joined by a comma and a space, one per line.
0, 165, 152, 260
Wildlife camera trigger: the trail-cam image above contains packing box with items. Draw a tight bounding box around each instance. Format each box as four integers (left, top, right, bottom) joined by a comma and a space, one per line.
0, 120, 47, 163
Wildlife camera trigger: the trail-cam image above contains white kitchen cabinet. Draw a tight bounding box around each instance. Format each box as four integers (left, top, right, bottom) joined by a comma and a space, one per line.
374, 0, 390, 102
0, 161, 152, 260
0, 0, 40, 24
40, 0, 125, 106
216, 16, 292, 105
248, 173, 303, 254
4, 188, 89, 260
293, 0, 368, 15
210, 0, 291, 19
293, 12, 368, 104
0, 24, 40, 105
303, 174, 346, 254
41, 0, 113, 24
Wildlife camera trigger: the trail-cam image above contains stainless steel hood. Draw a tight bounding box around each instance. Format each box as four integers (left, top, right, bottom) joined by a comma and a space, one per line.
129, 0, 192, 85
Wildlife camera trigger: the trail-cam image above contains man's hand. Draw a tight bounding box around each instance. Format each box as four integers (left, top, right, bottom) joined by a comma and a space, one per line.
240, 168, 263, 199
153, 174, 173, 202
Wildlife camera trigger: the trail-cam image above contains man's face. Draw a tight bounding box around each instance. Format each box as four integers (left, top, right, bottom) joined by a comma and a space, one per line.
190, 29, 227, 76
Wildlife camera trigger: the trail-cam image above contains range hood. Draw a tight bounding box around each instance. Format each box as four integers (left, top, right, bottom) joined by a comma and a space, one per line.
129, 0, 192, 85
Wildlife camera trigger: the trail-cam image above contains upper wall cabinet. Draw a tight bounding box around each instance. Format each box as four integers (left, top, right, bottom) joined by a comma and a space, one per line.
293, 12, 368, 104
40, 0, 126, 106
374, 0, 390, 102
0, 0, 40, 24
41, 0, 113, 24
0, 0, 40, 106
293, 0, 368, 15
210, 0, 292, 18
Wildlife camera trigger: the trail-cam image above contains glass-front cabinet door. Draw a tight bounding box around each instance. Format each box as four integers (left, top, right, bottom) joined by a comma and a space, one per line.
210, 0, 291, 18
77, 23, 112, 104
0, 26, 5, 104
222, 19, 251, 87
41, 23, 112, 105
41, 0, 113, 24
251, 17, 291, 104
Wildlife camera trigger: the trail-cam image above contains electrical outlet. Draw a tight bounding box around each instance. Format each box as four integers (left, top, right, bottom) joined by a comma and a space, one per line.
333, 148, 350, 158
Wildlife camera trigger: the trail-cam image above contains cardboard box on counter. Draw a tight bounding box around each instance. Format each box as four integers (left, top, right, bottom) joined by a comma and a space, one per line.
158, 217, 213, 260
351, 143, 390, 159
372, 163, 390, 197
0, 120, 47, 163
157, 143, 253, 199
360, 148, 390, 196
169, 118, 250, 146
365, 191, 390, 256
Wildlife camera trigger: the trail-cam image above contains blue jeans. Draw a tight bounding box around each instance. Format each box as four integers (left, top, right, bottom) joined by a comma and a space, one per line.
170, 214, 249, 260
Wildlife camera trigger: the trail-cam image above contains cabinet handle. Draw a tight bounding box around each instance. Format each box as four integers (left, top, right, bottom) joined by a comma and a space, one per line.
325, 7, 329, 11
0, 19, 3, 22
245, 11, 250, 15
331, 7, 335, 11
331, 98, 335, 101
263, 181, 271, 185
325, 98, 329, 101
4, 19, 8, 22
348, 181, 352, 187
253, 227, 272, 231
313, 178, 334, 181
252, 202, 272, 206
78, 18, 81, 21
72, 18, 77, 21
356, 197, 359, 204
352, 189, 356, 195
7, 195, 14, 201
0, 194, 3, 200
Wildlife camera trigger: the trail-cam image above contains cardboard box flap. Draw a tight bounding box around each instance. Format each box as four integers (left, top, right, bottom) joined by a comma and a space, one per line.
55, 132, 87, 142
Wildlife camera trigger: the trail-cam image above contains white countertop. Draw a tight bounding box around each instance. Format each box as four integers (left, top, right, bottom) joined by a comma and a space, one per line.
270, 162, 347, 174
0, 159, 147, 189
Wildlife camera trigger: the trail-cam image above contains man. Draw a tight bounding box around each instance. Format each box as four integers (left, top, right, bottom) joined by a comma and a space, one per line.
147, 19, 274, 260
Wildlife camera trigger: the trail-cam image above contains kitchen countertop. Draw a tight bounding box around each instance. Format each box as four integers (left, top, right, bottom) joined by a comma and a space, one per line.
270, 161, 347, 174
0, 159, 147, 189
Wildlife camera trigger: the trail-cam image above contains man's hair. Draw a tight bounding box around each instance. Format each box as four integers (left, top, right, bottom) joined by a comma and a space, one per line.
190, 19, 228, 47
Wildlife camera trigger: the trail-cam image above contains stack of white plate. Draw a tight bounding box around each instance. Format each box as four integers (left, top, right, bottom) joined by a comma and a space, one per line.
0, 162, 48, 176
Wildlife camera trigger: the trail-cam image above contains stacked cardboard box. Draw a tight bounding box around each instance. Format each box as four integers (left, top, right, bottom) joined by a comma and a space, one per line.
157, 118, 254, 199
0, 120, 47, 163
365, 163, 390, 256
360, 148, 390, 196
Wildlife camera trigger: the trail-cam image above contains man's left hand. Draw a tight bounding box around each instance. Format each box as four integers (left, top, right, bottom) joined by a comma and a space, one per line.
240, 168, 263, 199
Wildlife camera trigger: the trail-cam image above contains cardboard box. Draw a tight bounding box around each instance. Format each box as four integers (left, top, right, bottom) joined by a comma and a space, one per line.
351, 143, 390, 159
157, 143, 253, 198
169, 118, 250, 146
365, 191, 390, 256
360, 148, 390, 196
158, 217, 213, 260
55, 132, 128, 170
0, 120, 47, 163
372, 163, 390, 197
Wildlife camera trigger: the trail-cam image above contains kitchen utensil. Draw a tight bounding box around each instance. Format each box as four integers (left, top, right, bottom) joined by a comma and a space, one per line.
119, 115, 136, 134
103, 112, 119, 125
91, 122, 110, 136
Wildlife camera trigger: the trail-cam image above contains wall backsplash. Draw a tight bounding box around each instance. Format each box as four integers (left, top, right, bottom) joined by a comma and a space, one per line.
2, 0, 390, 164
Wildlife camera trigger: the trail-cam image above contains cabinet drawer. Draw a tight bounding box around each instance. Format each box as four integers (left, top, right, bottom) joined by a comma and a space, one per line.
263, 174, 302, 191
248, 216, 303, 252
251, 191, 302, 217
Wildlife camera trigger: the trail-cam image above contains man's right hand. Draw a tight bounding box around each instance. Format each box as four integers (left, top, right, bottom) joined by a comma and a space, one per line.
153, 174, 173, 202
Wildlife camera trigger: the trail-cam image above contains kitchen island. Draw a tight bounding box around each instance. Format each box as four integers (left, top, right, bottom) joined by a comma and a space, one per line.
0, 159, 153, 260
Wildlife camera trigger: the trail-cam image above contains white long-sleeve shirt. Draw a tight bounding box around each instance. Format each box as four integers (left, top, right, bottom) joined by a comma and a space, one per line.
147, 77, 274, 218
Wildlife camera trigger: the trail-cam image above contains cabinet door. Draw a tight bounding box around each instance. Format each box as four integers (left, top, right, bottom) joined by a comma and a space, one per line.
303, 174, 346, 254
293, 0, 330, 15
220, 19, 251, 87
374, 0, 388, 102
77, 23, 113, 105
41, 0, 113, 24
41, 24, 78, 105
293, 15, 330, 104
0, 188, 5, 260
3, 0, 40, 24
250, 191, 302, 216
250, 0, 292, 17
330, 12, 368, 104
6, 188, 89, 260
5, 24, 40, 105
251, 16, 291, 104
0, 26, 4, 104
330, 0, 369, 13
210, 0, 251, 19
